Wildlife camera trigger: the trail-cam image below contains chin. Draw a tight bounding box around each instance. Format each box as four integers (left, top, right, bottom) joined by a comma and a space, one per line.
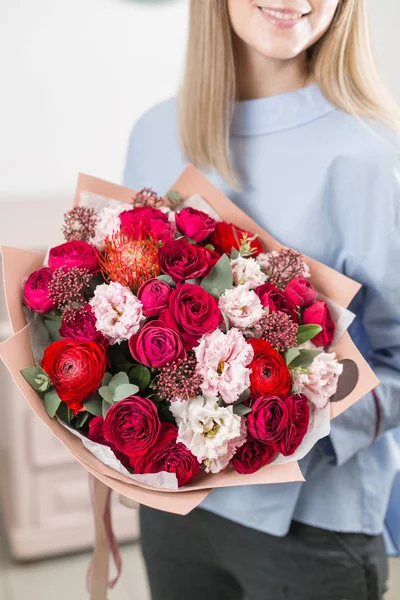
254, 41, 306, 61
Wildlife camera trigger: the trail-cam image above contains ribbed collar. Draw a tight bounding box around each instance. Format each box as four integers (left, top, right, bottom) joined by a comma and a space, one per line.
231, 83, 336, 137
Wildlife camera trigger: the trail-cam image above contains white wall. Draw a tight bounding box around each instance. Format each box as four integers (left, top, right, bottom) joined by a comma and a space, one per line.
0, 0, 398, 206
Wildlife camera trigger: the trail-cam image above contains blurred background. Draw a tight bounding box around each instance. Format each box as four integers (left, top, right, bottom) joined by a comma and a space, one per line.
0, 1, 399, 598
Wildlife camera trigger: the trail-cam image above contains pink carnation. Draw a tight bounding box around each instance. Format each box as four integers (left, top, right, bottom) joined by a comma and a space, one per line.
194, 328, 253, 404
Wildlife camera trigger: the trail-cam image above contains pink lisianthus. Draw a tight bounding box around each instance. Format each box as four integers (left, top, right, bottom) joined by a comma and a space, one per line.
292, 346, 343, 408
194, 328, 253, 404
218, 283, 263, 329
230, 256, 267, 289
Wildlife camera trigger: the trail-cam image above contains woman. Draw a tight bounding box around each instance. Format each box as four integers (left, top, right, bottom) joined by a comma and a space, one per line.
124, 1, 400, 598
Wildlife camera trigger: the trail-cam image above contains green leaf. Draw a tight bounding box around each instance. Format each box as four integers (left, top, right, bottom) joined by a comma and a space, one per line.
201, 254, 233, 299
156, 274, 176, 288
296, 324, 322, 346
43, 389, 62, 418
56, 402, 70, 424
167, 190, 184, 204
233, 403, 252, 417
102, 372, 113, 386
44, 317, 62, 342
129, 365, 151, 392
221, 311, 231, 333
109, 372, 129, 393
84, 395, 103, 416
98, 386, 114, 404
204, 244, 215, 251
284, 348, 301, 366
290, 349, 323, 369
186, 278, 201, 285
102, 399, 110, 419
21, 366, 52, 393
113, 383, 139, 402
230, 248, 240, 260
237, 388, 250, 404
76, 412, 90, 429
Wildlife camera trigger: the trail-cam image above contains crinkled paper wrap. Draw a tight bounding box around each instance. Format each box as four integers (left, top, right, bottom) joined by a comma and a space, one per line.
0, 167, 380, 514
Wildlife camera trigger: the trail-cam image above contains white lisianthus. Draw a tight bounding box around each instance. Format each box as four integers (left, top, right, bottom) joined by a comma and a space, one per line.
170, 396, 247, 473
218, 283, 263, 329
230, 256, 267, 289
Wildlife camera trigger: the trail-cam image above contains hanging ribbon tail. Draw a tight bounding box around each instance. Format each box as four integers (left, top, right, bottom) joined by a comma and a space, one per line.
87, 475, 123, 600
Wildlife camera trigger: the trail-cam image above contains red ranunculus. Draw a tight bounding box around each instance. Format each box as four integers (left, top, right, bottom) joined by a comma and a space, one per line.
303, 300, 335, 347
247, 338, 291, 399
175, 207, 216, 242
277, 394, 310, 456
130, 422, 200, 487
210, 222, 263, 256
23, 267, 55, 313
48, 240, 99, 273
88, 416, 132, 472
137, 278, 172, 317
255, 282, 299, 323
160, 283, 222, 350
104, 396, 161, 455
119, 206, 172, 242
231, 436, 276, 474
158, 239, 216, 283
41, 340, 107, 414
59, 304, 107, 345
285, 277, 317, 307
247, 396, 290, 445
129, 320, 186, 369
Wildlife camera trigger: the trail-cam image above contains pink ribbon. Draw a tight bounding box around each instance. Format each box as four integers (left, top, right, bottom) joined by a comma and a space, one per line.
87, 475, 123, 600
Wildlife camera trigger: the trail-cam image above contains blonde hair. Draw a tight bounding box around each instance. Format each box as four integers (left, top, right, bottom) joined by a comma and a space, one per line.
179, 0, 400, 184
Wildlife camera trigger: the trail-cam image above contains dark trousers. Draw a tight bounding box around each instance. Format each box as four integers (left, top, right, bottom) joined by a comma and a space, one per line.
140, 506, 388, 600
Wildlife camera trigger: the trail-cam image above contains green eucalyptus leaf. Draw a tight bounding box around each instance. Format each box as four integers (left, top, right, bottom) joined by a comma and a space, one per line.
233, 403, 252, 417
21, 366, 52, 393
236, 388, 251, 404
129, 364, 151, 392
167, 190, 184, 209
84, 395, 103, 416
98, 387, 114, 404
156, 274, 176, 288
44, 317, 62, 342
291, 349, 323, 369
102, 372, 113, 387
201, 254, 233, 299
56, 402, 70, 424
113, 383, 140, 402
43, 389, 62, 418
221, 311, 231, 333
186, 278, 201, 285
284, 348, 301, 366
102, 399, 110, 419
109, 372, 130, 393
76, 412, 90, 429
296, 324, 322, 346
230, 248, 240, 260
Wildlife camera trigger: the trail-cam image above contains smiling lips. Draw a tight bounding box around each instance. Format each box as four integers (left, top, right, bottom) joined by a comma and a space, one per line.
258, 6, 309, 27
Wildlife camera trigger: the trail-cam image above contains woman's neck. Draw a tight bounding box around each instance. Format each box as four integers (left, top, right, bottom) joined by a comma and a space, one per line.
235, 39, 314, 101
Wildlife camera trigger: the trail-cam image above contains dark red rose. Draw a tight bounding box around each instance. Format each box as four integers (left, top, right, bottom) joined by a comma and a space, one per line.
210, 222, 263, 256
175, 207, 216, 242
137, 278, 171, 317
247, 395, 290, 444
277, 394, 310, 456
285, 277, 317, 307
129, 320, 186, 369
130, 422, 200, 487
231, 436, 276, 474
255, 282, 299, 323
120, 207, 172, 242
59, 304, 107, 345
158, 239, 216, 283
302, 300, 335, 347
104, 396, 161, 455
48, 241, 99, 273
88, 416, 132, 472
41, 340, 107, 414
160, 283, 222, 350
23, 267, 55, 313
247, 338, 291, 399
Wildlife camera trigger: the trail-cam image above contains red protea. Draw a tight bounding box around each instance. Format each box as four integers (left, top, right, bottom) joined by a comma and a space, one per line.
99, 230, 161, 292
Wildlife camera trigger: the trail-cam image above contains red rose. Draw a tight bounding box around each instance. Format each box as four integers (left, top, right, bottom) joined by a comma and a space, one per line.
23, 267, 55, 313
210, 222, 263, 256
158, 239, 216, 283
247, 395, 290, 444
285, 277, 317, 307
41, 340, 106, 414
88, 416, 132, 472
48, 241, 99, 273
59, 304, 107, 345
104, 396, 161, 455
231, 436, 276, 474
303, 300, 335, 347
255, 282, 299, 323
277, 394, 310, 456
160, 283, 222, 350
247, 338, 291, 399
129, 320, 186, 369
137, 278, 171, 317
175, 207, 216, 242
130, 422, 200, 487
120, 207, 172, 242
